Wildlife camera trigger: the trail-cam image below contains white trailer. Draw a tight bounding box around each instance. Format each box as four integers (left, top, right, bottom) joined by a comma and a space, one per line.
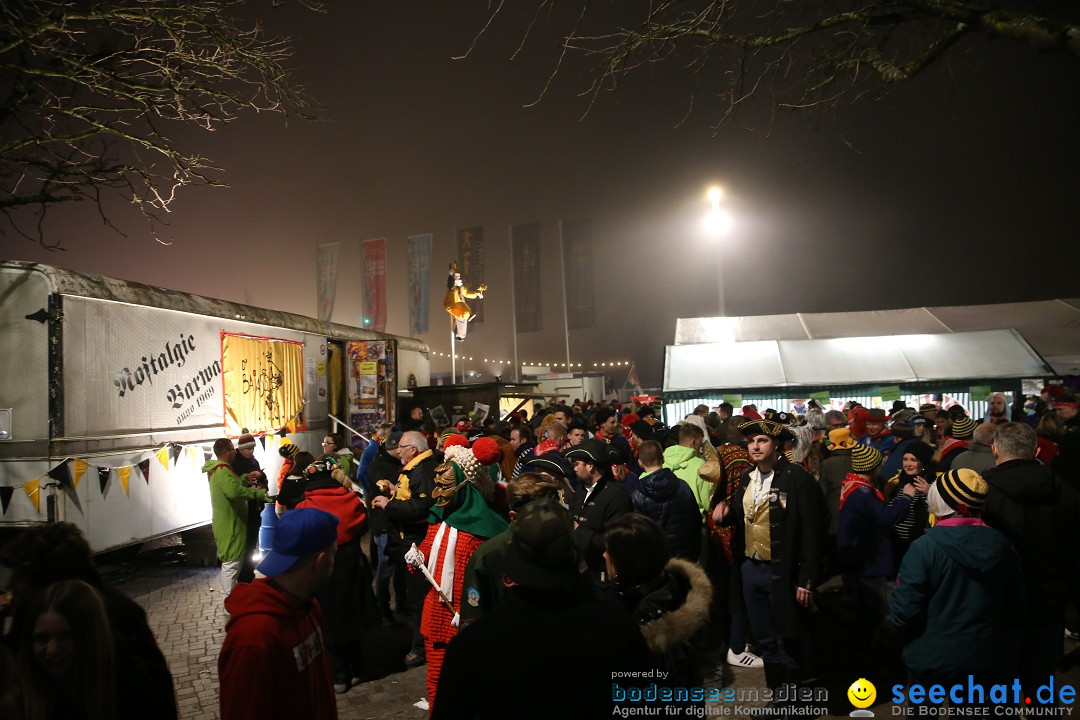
0, 261, 429, 551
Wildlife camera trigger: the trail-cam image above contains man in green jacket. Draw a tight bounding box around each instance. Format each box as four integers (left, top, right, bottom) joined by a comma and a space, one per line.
203, 437, 269, 600
663, 422, 710, 513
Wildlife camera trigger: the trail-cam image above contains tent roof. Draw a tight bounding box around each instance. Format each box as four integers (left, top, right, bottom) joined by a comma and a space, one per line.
672, 299, 1080, 377
663, 329, 1053, 393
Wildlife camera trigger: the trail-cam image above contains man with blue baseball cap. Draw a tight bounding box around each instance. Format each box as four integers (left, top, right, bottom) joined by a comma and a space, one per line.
219, 508, 340, 720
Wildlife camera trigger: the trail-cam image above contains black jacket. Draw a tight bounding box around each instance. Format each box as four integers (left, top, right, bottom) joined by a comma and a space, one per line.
621, 558, 712, 688
570, 476, 632, 575
982, 458, 1080, 617
725, 457, 826, 637
385, 450, 439, 540
631, 468, 703, 562
434, 586, 654, 719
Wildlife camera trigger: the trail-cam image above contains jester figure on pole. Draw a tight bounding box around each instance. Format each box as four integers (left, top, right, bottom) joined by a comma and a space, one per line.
406, 438, 506, 711
444, 260, 487, 342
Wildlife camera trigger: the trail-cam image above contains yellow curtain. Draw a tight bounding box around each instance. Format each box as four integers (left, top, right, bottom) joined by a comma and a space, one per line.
328, 342, 342, 419
222, 335, 305, 435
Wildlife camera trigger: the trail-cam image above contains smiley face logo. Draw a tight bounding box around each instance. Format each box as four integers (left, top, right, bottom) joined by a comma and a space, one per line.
847, 678, 876, 712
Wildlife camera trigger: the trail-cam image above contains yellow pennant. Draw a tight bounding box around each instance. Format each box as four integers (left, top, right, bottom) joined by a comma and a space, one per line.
24, 478, 41, 513
118, 467, 131, 495
71, 459, 88, 489
156, 446, 170, 470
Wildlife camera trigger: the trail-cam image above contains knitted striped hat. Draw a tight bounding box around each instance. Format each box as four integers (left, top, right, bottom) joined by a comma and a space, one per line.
935, 468, 988, 514
850, 443, 883, 474
950, 416, 978, 440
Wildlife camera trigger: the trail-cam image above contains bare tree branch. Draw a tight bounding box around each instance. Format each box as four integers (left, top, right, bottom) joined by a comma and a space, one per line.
0, 0, 321, 248
464, 0, 1079, 127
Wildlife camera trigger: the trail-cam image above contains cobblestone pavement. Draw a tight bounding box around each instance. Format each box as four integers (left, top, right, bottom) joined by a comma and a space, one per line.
109, 557, 432, 720
107, 546, 1080, 720
106, 550, 769, 719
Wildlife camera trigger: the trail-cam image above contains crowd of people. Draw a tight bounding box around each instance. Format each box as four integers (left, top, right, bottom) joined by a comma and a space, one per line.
211, 387, 1080, 717
2, 385, 1078, 718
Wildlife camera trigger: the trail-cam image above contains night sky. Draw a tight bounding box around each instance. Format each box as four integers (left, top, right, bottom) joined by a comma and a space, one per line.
4, 3, 1079, 387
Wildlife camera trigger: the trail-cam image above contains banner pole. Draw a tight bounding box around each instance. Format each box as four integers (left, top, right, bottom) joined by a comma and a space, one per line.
558, 220, 571, 375
509, 224, 520, 383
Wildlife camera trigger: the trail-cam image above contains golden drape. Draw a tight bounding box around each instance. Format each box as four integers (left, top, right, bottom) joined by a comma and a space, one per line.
222, 335, 304, 435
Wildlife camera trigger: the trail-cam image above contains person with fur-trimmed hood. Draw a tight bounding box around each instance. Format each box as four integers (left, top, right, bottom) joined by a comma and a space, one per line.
604, 513, 713, 689
411, 438, 509, 712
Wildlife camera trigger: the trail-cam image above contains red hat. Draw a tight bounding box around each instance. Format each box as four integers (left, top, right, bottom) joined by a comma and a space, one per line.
1043, 384, 1065, 399
471, 437, 501, 465
455, 418, 471, 432
443, 433, 470, 450
621, 413, 639, 427
741, 405, 762, 420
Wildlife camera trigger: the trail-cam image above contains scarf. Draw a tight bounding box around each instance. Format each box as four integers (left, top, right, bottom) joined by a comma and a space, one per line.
839, 473, 883, 511
426, 522, 459, 603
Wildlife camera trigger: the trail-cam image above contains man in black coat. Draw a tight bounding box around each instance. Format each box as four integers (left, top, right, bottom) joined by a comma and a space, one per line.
370, 429, 439, 666
230, 430, 268, 583
630, 440, 702, 562
565, 439, 632, 584
982, 421, 1080, 700
713, 414, 825, 691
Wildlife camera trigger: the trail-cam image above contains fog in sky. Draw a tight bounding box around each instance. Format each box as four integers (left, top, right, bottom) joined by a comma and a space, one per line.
5, 3, 1078, 386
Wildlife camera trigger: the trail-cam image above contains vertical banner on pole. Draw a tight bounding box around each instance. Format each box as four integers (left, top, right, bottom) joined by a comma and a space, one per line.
456, 226, 485, 324
407, 234, 432, 336
363, 238, 387, 332
562, 218, 595, 329
316, 242, 339, 322
511, 223, 542, 333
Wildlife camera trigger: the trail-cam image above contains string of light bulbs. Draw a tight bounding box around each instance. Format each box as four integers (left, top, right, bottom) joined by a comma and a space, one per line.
428, 351, 632, 368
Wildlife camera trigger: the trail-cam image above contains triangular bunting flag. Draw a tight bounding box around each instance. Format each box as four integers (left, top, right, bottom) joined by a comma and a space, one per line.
47, 462, 68, 484
62, 478, 83, 516
286, 418, 297, 433
168, 443, 182, 465
259, 435, 266, 451
24, 478, 41, 513
0, 486, 13, 515
98, 467, 111, 498
118, 467, 131, 495
278, 425, 288, 438
156, 446, 170, 471
71, 459, 88, 489
138, 459, 151, 485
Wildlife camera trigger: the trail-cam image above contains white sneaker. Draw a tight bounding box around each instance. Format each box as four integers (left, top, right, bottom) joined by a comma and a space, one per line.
726, 648, 765, 669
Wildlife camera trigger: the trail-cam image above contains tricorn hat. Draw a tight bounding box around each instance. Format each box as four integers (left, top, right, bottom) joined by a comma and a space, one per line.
737, 418, 793, 443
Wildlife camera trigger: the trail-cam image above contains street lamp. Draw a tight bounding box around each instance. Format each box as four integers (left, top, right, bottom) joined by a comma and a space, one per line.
703, 186, 732, 315
704, 187, 732, 236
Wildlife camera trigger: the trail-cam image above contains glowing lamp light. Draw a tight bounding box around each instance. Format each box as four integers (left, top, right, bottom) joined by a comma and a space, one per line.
704, 208, 732, 236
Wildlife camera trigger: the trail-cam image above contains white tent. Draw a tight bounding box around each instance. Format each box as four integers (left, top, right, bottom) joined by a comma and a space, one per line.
664, 300, 1080, 395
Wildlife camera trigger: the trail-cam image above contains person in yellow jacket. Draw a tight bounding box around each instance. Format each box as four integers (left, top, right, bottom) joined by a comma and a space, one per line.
444, 261, 486, 341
